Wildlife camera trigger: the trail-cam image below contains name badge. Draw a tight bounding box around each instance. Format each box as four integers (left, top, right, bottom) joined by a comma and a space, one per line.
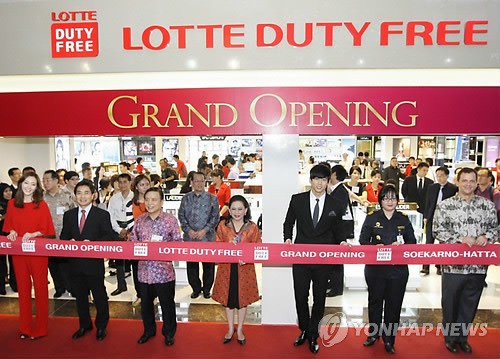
56, 206, 65, 215
397, 235, 404, 244
151, 234, 163, 242
352, 186, 359, 193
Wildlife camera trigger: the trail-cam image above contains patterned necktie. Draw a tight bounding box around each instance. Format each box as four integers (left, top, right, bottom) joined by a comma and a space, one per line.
312, 199, 319, 227
79, 209, 86, 233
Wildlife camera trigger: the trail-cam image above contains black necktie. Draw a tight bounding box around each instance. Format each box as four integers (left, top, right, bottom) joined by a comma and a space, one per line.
313, 199, 319, 227
418, 178, 423, 192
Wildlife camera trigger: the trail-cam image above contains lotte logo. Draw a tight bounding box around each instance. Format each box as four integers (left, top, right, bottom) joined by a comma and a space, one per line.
51, 10, 99, 58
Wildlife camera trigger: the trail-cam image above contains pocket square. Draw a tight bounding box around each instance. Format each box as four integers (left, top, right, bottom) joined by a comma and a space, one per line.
328, 210, 337, 216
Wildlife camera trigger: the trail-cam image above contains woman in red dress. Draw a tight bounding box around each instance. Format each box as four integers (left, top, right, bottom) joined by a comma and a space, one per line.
4, 172, 55, 339
207, 169, 231, 219
364, 169, 384, 203
212, 195, 261, 345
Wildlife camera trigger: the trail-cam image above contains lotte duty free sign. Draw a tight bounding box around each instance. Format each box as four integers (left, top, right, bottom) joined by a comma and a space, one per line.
51, 11, 99, 57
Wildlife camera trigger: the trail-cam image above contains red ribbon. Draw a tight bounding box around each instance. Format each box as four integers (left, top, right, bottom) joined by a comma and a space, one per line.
1, 236, 498, 265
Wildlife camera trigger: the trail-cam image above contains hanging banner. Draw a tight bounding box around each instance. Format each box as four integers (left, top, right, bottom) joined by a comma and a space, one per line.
0, 237, 498, 265
0, 86, 499, 136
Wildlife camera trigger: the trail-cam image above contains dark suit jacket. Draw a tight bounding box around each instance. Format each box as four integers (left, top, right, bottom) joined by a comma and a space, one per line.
401, 175, 433, 214
60, 205, 119, 276
330, 184, 349, 215
424, 182, 458, 241
283, 191, 345, 245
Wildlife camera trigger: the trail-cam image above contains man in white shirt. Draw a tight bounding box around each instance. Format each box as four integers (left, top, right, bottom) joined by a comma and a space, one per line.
107, 173, 134, 296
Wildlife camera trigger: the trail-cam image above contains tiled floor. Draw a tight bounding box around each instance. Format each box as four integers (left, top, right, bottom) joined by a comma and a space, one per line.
1, 262, 499, 327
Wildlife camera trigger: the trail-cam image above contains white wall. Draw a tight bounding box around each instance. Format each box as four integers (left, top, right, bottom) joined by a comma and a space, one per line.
0, 137, 52, 183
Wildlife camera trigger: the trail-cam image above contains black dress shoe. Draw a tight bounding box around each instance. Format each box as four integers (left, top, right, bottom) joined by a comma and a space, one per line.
0, 287, 6, 295
445, 341, 458, 353
309, 337, 320, 354
459, 342, 472, 353
72, 326, 92, 339
223, 331, 234, 344
190, 291, 201, 299
111, 288, 126, 296
325, 290, 343, 297
384, 342, 395, 354
294, 330, 307, 346
96, 328, 107, 341
137, 333, 155, 344
203, 291, 211, 299
420, 269, 429, 275
363, 336, 379, 346
53, 290, 64, 298
164, 336, 175, 346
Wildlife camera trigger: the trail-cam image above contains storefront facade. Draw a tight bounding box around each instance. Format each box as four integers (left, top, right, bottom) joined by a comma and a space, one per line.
0, 0, 499, 324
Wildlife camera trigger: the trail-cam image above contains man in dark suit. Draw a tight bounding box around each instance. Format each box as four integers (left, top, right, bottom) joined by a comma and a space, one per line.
422, 166, 458, 275
401, 162, 434, 215
326, 165, 350, 297
284, 165, 346, 354
60, 180, 119, 341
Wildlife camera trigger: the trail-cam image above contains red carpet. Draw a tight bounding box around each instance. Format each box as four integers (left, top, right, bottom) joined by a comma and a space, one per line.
0, 315, 499, 359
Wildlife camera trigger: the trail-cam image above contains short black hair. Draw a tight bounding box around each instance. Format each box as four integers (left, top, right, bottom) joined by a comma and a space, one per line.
43, 170, 58, 180
435, 166, 449, 176
417, 162, 429, 170
64, 171, 79, 181
378, 184, 399, 206
118, 173, 132, 182
145, 187, 163, 199
457, 167, 477, 181
331, 165, 348, 182
75, 180, 96, 194
8, 167, 20, 177
310, 164, 331, 180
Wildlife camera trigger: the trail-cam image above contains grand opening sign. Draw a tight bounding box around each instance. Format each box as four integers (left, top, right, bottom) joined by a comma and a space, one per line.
0, 87, 498, 136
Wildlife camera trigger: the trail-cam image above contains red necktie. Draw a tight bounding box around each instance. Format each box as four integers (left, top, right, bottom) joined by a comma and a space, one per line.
79, 209, 86, 233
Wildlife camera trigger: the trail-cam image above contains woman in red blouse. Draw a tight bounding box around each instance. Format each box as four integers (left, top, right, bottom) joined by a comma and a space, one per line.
4, 172, 55, 339
132, 174, 151, 220
364, 169, 384, 203
212, 195, 261, 345
208, 169, 231, 218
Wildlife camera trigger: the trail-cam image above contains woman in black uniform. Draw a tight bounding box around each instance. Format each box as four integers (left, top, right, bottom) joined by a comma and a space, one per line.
359, 184, 416, 354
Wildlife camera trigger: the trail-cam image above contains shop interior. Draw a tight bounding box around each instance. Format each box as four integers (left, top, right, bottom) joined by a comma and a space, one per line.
0, 133, 498, 325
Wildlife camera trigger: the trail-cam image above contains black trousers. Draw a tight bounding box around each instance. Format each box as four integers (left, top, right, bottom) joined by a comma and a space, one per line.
139, 281, 177, 338
0, 255, 16, 291
422, 225, 441, 272
326, 264, 344, 294
364, 268, 408, 345
441, 272, 485, 343
72, 273, 109, 330
115, 259, 129, 291
186, 262, 214, 294
131, 260, 140, 297
48, 257, 71, 293
292, 264, 330, 339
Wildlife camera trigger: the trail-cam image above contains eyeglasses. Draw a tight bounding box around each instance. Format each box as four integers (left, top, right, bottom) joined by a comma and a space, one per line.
382, 197, 398, 202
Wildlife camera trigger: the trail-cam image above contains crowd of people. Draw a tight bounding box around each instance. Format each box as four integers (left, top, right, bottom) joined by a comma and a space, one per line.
0, 152, 498, 355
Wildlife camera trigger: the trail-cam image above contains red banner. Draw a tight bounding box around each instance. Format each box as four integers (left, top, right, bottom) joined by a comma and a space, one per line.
1, 87, 499, 136
0, 237, 498, 265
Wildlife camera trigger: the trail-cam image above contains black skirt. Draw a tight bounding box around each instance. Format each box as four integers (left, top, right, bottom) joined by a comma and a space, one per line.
227, 263, 240, 309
